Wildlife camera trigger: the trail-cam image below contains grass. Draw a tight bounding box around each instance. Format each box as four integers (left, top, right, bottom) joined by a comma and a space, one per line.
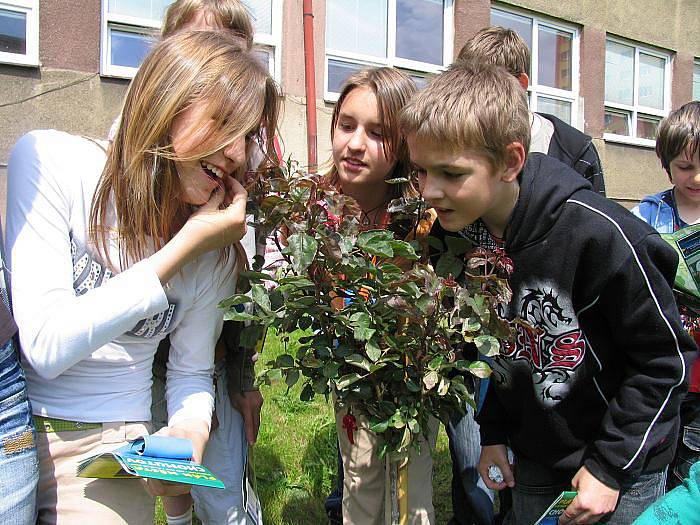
155, 330, 455, 524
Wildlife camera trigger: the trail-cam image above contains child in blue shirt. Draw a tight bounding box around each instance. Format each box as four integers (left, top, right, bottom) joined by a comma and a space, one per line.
632, 101, 700, 492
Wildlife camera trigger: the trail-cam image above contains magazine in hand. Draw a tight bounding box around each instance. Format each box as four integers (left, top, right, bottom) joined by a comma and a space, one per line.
77, 435, 225, 489
662, 224, 700, 314
533, 491, 577, 525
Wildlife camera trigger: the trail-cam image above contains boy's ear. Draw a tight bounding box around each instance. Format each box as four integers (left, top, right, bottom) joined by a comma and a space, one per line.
517, 73, 529, 91
501, 142, 526, 182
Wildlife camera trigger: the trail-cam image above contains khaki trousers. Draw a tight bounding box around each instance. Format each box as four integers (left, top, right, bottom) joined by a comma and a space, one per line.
335, 403, 437, 525
35, 421, 154, 525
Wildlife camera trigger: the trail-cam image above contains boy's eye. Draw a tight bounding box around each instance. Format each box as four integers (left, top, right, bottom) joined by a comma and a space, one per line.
370, 129, 383, 139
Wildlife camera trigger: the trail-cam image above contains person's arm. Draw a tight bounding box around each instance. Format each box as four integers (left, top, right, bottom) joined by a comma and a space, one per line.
575, 143, 606, 197
562, 232, 694, 523
582, 233, 693, 488
475, 377, 514, 490
164, 252, 238, 441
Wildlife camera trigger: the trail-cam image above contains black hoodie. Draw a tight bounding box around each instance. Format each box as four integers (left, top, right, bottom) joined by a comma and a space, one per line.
467, 153, 696, 490
539, 112, 606, 197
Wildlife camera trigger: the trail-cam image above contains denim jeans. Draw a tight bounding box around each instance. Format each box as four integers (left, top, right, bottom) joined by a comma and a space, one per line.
446, 383, 495, 525
0, 339, 39, 524
668, 392, 700, 489
503, 461, 666, 525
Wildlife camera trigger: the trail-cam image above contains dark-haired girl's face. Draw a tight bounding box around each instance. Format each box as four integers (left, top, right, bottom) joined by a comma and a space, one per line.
170, 100, 247, 206
332, 86, 395, 196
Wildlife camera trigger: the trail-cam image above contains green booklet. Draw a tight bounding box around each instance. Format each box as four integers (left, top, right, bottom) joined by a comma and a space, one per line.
534, 491, 577, 525
77, 436, 225, 489
662, 224, 700, 314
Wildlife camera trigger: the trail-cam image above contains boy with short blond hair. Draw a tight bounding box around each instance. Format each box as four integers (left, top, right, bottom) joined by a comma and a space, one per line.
632, 101, 700, 491
401, 60, 695, 525
459, 26, 606, 196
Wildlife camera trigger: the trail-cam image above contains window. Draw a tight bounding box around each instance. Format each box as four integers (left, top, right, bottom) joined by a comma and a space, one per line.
604, 37, 670, 146
491, 6, 579, 127
100, 0, 281, 80
324, 0, 454, 99
694, 60, 700, 102
0, 0, 38, 66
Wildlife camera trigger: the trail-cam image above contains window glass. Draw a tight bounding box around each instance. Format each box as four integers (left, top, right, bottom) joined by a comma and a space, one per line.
605, 40, 634, 105
254, 48, 272, 72
490, 9, 532, 51
110, 28, 155, 68
604, 109, 631, 136
326, 0, 387, 58
538, 26, 572, 90
537, 96, 571, 124
409, 73, 429, 90
396, 0, 443, 65
694, 62, 700, 101
637, 53, 664, 110
243, 0, 272, 35
107, 0, 172, 20
636, 115, 660, 140
327, 59, 365, 93
0, 8, 26, 54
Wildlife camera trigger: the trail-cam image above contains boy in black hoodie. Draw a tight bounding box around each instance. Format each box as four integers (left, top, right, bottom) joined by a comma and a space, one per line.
401, 60, 696, 525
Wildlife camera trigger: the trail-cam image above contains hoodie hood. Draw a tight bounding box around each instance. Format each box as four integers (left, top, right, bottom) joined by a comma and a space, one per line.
505, 153, 592, 251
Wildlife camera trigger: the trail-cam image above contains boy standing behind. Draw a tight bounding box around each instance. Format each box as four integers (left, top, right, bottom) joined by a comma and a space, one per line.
401, 60, 695, 524
459, 26, 606, 196
632, 101, 700, 490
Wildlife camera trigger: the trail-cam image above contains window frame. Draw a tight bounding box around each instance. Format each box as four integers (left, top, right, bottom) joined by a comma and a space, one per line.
603, 35, 672, 148
324, 0, 454, 101
100, 0, 283, 81
0, 0, 39, 67
693, 59, 700, 102
490, 4, 581, 130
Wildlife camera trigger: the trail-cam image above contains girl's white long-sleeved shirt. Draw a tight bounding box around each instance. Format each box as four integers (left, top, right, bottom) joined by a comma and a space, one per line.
6, 130, 236, 428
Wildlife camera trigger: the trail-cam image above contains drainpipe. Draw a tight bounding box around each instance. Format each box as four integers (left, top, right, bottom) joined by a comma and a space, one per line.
303, 0, 318, 173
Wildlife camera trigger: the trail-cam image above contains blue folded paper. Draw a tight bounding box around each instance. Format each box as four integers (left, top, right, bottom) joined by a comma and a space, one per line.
128, 435, 193, 460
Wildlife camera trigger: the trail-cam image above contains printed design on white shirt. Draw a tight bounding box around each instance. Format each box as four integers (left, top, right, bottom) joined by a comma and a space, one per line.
70, 233, 177, 338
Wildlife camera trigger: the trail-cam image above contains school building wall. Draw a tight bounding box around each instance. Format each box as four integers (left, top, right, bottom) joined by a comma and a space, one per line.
1, 0, 699, 225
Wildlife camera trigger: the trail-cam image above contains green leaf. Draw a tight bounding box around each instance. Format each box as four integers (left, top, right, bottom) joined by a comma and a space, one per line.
405, 379, 421, 392
300, 383, 315, 401
357, 230, 394, 258
313, 376, 329, 394
463, 316, 481, 332
276, 354, 294, 368
251, 284, 272, 313
239, 270, 277, 282
336, 373, 363, 389
218, 295, 251, 309
370, 419, 390, 433
223, 311, 259, 322
349, 312, 376, 341
277, 276, 315, 288
407, 418, 420, 434
365, 339, 382, 362
428, 356, 444, 371
389, 240, 418, 260
322, 361, 342, 378
423, 370, 439, 390
285, 233, 318, 273
298, 315, 313, 330
468, 361, 492, 379
474, 335, 500, 357
427, 236, 444, 251
444, 235, 472, 255
285, 369, 300, 388
435, 252, 463, 278
438, 377, 450, 396
345, 353, 371, 371
266, 368, 283, 382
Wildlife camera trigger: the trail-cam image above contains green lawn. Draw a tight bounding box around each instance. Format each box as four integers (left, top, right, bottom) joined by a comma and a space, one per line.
156, 331, 455, 524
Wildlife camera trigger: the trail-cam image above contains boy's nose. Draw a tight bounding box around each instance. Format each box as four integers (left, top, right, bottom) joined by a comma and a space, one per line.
420, 173, 444, 201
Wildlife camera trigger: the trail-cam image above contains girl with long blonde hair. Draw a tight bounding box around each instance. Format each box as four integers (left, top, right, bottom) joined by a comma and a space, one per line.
6, 30, 279, 524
